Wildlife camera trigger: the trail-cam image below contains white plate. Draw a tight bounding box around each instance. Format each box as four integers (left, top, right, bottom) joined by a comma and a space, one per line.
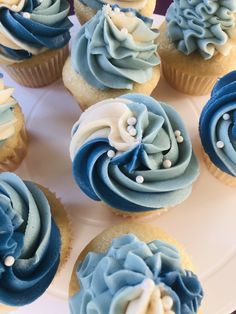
2, 15, 235, 314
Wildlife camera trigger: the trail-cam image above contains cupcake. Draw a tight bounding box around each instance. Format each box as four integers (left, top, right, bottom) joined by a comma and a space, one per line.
74, 0, 156, 25
0, 73, 27, 172
199, 71, 236, 187
63, 5, 160, 111
70, 93, 199, 217
0, 172, 71, 313
0, 0, 73, 88
69, 222, 204, 314
157, 0, 236, 96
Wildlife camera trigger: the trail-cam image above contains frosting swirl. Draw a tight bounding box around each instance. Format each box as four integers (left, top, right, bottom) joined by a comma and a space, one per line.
0, 172, 61, 306
166, 0, 236, 59
70, 93, 199, 213
200, 70, 236, 176
72, 5, 160, 90
79, 0, 147, 12
0, 0, 72, 63
0, 73, 17, 143
69, 234, 203, 314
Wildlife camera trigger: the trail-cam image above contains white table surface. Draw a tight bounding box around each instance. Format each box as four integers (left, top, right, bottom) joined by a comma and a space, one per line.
2, 15, 235, 314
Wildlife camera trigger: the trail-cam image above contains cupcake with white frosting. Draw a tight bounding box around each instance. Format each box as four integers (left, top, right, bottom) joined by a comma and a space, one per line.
63, 5, 160, 110
0, 0, 72, 87
69, 223, 204, 314
0, 73, 27, 172
157, 0, 236, 95
70, 93, 199, 216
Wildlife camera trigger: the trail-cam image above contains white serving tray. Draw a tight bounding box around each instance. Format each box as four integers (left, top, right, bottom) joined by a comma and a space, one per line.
3, 15, 235, 314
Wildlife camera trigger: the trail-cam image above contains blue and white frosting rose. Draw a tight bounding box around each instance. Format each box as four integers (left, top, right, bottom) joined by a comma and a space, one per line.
70, 93, 199, 213
70, 234, 203, 314
166, 0, 236, 59
72, 5, 160, 90
0, 172, 61, 307
200, 70, 236, 176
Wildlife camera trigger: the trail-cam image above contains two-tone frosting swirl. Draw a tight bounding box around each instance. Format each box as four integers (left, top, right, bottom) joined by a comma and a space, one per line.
72, 5, 160, 90
69, 234, 203, 314
0, 73, 17, 144
0, 172, 61, 306
166, 0, 236, 59
0, 0, 72, 63
70, 94, 199, 213
200, 70, 236, 176
79, 0, 148, 12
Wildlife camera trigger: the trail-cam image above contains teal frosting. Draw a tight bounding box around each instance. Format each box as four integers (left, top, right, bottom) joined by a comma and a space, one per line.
69, 234, 203, 314
166, 0, 236, 59
0, 172, 61, 306
72, 6, 160, 90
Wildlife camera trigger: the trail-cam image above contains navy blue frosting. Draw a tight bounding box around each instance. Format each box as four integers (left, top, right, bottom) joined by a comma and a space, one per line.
0, 172, 61, 307
199, 71, 236, 176
0, 0, 72, 61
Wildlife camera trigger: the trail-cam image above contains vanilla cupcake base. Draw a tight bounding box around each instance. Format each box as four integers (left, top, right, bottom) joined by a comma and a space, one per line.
157, 22, 236, 96
203, 152, 236, 187
0, 104, 28, 172
4, 45, 69, 88
63, 57, 160, 110
74, 0, 156, 25
69, 222, 195, 296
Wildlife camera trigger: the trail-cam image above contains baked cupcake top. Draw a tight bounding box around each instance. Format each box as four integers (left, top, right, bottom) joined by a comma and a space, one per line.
199, 70, 236, 177
70, 93, 199, 213
0, 73, 17, 143
0, 172, 61, 307
0, 0, 73, 64
79, 0, 148, 13
166, 0, 236, 59
72, 5, 160, 90
70, 233, 203, 314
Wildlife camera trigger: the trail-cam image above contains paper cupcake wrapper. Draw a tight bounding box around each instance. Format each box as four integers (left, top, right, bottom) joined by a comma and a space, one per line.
0, 126, 28, 172
5, 46, 69, 88
203, 152, 236, 187
161, 59, 217, 96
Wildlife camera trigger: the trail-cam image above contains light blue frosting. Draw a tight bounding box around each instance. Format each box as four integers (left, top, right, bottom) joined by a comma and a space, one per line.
72, 6, 160, 90
166, 0, 236, 59
0, 172, 61, 307
199, 70, 236, 176
71, 94, 199, 213
69, 234, 203, 314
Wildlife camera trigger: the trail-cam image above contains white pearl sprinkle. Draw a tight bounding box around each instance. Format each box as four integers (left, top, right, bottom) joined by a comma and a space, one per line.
127, 125, 133, 132
128, 127, 137, 137
174, 130, 181, 137
223, 113, 230, 121
11, 4, 18, 10
121, 28, 128, 36
136, 175, 144, 184
163, 159, 172, 169
114, 7, 120, 12
22, 12, 31, 19
4, 256, 15, 267
216, 141, 224, 149
176, 135, 184, 143
107, 150, 115, 158
127, 116, 137, 126
162, 295, 174, 310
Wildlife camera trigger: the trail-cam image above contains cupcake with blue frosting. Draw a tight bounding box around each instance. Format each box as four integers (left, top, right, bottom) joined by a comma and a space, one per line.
69, 222, 204, 314
0, 0, 73, 87
157, 0, 236, 95
63, 5, 160, 110
200, 71, 236, 187
0, 73, 27, 172
0, 172, 71, 313
74, 0, 156, 25
70, 93, 199, 216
